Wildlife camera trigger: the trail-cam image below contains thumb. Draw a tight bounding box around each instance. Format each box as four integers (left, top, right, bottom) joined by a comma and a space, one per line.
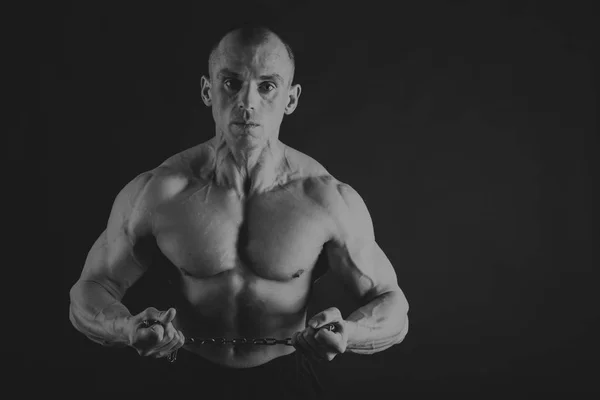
308, 307, 342, 329
157, 308, 176, 324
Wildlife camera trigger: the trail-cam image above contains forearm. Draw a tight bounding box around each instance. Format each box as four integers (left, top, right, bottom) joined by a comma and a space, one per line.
345, 290, 409, 355
69, 279, 132, 347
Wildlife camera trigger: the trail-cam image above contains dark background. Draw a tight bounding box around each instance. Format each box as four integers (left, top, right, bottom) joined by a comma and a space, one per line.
7, 0, 597, 395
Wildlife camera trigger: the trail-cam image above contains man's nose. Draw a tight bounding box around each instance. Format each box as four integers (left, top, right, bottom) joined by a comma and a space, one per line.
238, 84, 259, 111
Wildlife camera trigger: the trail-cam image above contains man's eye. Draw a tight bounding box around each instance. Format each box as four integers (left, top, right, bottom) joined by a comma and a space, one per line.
224, 79, 241, 91
259, 83, 276, 93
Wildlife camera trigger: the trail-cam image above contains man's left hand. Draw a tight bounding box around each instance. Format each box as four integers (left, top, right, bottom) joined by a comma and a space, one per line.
291, 307, 352, 362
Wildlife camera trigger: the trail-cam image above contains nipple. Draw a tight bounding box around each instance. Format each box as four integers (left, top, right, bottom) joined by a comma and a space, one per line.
292, 269, 305, 279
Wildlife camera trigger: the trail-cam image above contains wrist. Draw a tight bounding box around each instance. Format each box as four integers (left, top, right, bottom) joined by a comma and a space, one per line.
97, 306, 133, 346
118, 315, 137, 346
344, 319, 359, 348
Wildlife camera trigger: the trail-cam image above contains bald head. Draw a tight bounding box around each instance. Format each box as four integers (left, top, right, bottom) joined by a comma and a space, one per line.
208, 25, 295, 85
200, 23, 302, 147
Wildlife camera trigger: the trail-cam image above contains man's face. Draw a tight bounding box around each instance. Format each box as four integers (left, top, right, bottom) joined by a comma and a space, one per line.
201, 34, 300, 150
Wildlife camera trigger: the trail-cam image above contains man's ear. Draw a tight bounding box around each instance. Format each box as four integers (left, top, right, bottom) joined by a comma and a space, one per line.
201, 75, 212, 106
284, 83, 302, 115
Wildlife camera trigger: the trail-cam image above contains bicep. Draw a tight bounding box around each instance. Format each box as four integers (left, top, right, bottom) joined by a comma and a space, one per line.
78, 172, 154, 299
326, 238, 400, 302
326, 184, 401, 301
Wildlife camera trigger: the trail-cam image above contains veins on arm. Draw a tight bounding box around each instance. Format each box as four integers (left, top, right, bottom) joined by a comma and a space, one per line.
325, 183, 409, 353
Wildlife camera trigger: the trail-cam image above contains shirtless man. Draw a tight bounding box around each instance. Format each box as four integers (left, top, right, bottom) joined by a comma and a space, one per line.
69, 24, 409, 397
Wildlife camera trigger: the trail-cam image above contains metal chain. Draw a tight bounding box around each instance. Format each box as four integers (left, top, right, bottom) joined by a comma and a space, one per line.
140, 320, 334, 346
140, 319, 335, 363
139, 320, 295, 346
185, 337, 293, 346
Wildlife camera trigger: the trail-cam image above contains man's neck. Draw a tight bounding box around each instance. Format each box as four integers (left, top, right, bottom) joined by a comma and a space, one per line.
209, 136, 286, 197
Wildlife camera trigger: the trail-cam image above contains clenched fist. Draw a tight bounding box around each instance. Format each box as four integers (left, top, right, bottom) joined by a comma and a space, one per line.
292, 307, 352, 363
126, 307, 185, 358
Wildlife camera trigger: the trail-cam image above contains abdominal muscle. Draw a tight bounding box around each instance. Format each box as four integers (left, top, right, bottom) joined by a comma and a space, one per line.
170, 265, 313, 369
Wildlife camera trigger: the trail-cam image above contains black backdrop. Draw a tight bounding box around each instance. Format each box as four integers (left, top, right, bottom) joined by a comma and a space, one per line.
7, 0, 598, 395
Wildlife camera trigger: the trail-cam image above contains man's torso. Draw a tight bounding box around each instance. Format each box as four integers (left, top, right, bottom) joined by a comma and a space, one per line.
136, 143, 342, 368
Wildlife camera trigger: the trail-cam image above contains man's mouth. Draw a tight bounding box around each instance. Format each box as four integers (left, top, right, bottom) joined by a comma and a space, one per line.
232, 122, 259, 127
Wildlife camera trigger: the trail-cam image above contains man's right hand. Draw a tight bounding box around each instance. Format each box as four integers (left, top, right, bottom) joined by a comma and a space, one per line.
126, 307, 185, 358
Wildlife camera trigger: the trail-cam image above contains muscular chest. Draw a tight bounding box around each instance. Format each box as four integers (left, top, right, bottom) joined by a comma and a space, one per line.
153, 181, 333, 281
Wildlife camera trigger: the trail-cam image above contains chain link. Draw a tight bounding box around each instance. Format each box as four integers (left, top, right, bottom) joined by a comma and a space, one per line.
186, 337, 293, 346
140, 320, 296, 347
140, 319, 334, 363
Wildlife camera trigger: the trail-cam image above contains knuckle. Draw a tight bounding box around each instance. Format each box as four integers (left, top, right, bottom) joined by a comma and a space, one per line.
314, 333, 324, 343
145, 307, 158, 316
160, 349, 171, 357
